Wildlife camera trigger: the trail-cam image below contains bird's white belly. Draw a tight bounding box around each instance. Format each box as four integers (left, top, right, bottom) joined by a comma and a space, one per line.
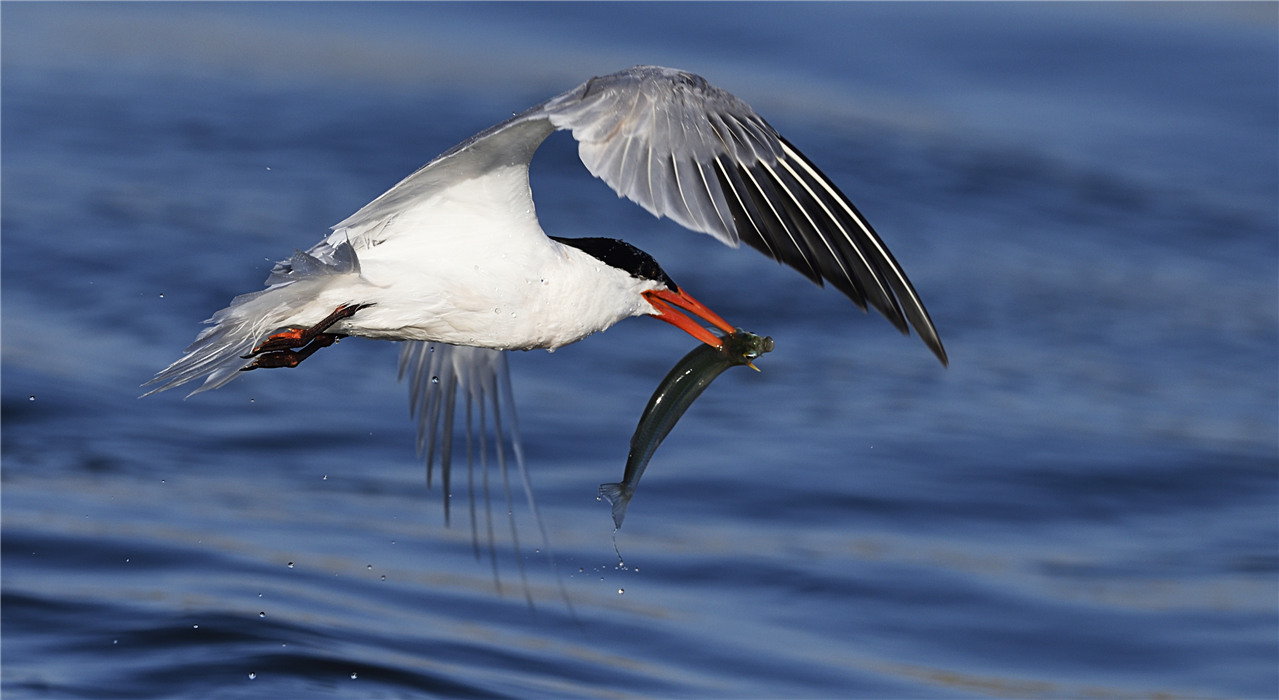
322, 187, 648, 350
344, 255, 639, 349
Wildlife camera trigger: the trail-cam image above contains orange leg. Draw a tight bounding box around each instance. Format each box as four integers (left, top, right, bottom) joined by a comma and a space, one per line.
241, 333, 343, 371
240, 303, 371, 371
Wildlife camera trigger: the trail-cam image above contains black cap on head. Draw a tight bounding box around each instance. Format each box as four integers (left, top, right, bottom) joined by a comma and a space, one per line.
551, 237, 679, 291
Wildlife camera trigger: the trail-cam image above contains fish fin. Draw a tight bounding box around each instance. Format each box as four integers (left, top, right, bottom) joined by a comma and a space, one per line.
598, 482, 631, 529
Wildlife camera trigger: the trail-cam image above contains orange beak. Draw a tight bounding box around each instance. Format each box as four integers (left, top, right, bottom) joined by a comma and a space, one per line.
642, 288, 736, 349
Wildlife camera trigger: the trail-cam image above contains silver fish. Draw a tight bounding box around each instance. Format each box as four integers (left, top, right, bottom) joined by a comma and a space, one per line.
600, 330, 774, 528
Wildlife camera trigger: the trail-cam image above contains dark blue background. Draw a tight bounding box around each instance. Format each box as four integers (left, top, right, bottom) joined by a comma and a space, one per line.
4, 3, 1276, 697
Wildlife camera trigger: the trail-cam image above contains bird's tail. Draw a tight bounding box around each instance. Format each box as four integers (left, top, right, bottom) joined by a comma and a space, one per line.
142, 242, 361, 398
598, 482, 632, 529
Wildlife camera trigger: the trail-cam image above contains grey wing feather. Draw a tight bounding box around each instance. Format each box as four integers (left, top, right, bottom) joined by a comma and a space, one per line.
537, 66, 762, 244
324, 117, 557, 249
398, 342, 555, 604
537, 66, 947, 365
398, 343, 532, 520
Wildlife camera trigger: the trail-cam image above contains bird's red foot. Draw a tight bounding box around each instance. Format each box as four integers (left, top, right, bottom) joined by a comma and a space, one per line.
245, 303, 371, 357
249, 327, 310, 355
240, 303, 371, 371
241, 333, 343, 371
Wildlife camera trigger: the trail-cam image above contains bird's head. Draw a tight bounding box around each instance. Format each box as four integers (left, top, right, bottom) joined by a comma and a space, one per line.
551, 236, 735, 348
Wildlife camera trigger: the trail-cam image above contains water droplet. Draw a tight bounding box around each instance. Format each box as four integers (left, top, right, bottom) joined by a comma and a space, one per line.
367, 564, 373, 570
350, 672, 358, 680
578, 567, 584, 574
249, 672, 257, 680
112, 639, 118, 645
287, 562, 294, 569
493, 307, 501, 314
193, 624, 199, 629
322, 475, 327, 480
27, 395, 34, 401
430, 376, 439, 384
158, 293, 165, 299
617, 588, 624, 595
258, 611, 266, 618
379, 575, 386, 581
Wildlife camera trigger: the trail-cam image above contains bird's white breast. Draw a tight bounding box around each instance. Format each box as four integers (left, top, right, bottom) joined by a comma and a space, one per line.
327, 164, 653, 349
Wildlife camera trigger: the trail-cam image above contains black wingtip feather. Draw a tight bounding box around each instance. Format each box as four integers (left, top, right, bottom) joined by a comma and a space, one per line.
772, 134, 948, 365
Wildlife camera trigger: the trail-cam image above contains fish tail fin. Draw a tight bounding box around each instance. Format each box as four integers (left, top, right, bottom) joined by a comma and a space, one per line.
598, 482, 631, 529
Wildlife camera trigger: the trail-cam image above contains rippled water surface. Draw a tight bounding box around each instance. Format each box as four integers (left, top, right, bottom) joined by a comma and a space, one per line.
4, 3, 1277, 698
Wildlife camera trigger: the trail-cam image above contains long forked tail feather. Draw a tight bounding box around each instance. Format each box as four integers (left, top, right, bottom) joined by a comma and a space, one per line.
141, 243, 361, 398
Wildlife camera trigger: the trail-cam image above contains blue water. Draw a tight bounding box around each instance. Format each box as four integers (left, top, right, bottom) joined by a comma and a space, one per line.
4, 3, 1277, 698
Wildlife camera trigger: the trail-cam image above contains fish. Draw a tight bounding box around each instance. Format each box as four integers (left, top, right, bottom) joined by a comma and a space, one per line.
599, 330, 775, 528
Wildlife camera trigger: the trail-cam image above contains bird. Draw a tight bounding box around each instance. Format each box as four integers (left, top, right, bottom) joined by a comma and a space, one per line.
144, 66, 946, 585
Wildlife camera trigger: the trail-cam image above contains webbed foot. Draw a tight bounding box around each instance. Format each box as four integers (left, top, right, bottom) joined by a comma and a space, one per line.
240, 303, 371, 370
241, 333, 344, 371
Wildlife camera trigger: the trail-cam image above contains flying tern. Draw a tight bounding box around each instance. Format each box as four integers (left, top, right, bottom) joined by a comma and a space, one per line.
144, 65, 946, 583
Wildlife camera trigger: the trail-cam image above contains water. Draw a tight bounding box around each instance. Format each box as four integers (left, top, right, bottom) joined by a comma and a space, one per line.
4, 3, 1276, 697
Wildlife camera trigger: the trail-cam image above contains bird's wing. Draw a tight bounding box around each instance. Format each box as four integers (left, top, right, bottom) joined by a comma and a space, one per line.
536, 66, 946, 365
322, 117, 556, 253
312, 66, 943, 365
398, 341, 558, 604
314, 67, 944, 365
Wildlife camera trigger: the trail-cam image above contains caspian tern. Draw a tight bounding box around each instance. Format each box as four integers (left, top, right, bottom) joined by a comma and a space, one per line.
144, 66, 946, 577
